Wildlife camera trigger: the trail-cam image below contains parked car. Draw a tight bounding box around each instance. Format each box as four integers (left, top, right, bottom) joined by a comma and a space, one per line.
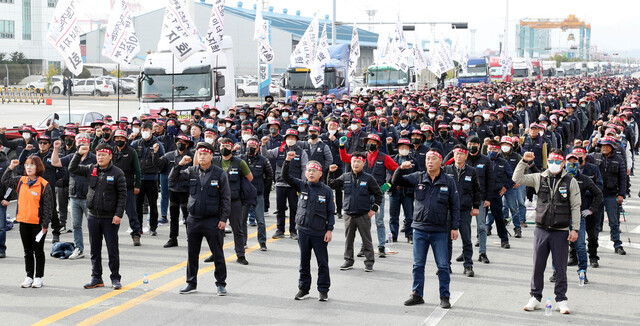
73, 78, 115, 96
26, 76, 64, 94
34, 110, 105, 129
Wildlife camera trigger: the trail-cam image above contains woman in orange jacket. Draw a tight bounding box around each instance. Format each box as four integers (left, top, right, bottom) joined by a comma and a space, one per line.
1, 156, 54, 288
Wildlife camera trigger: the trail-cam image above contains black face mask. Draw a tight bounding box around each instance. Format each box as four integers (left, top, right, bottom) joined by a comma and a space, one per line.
270, 128, 278, 135
176, 143, 187, 151
411, 138, 421, 145
103, 133, 111, 139
229, 113, 235, 119
256, 118, 264, 124
380, 123, 387, 128
392, 112, 399, 116
439, 131, 448, 138
115, 140, 126, 148
193, 115, 201, 120
469, 145, 479, 154
65, 139, 75, 147
578, 157, 584, 164
248, 147, 257, 156
221, 148, 232, 156
367, 143, 378, 152
309, 133, 318, 140
341, 118, 348, 124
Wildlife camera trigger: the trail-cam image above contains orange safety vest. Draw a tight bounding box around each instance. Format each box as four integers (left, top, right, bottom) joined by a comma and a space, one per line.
16, 176, 48, 225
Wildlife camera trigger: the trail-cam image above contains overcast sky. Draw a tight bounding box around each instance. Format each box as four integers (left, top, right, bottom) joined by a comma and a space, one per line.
78, 0, 640, 57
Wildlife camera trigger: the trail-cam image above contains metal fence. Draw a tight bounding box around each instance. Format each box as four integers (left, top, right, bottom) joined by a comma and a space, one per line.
0, 63, 46, 86
0, 87, 46, 104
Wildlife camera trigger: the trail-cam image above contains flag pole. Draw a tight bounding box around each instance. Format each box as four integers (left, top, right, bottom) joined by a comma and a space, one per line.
171, 55, 175, 111
117, 63, 120, 119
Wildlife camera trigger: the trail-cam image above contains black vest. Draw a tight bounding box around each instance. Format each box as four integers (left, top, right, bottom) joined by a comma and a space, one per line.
535, 174, 572, 229
295, 182, 333, 232
113, 145, 137, 189
187, 166, 224, 219
364, 152, 388, 186
244, 154, 268, 195
276, 145, 303, 182
216, 156, 242, 201
342, 172, 374, 215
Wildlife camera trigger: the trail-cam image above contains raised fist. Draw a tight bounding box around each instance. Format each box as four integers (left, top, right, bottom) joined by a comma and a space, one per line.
329, 164, 338, 172
286, 151, 296, 161
523, 152, 535, 162
179, 156, 192, 166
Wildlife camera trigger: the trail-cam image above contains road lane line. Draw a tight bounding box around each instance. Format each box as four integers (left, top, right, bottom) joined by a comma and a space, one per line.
33, 224, 276, 326
76, 238, 283, 326
421, 291, 463, 326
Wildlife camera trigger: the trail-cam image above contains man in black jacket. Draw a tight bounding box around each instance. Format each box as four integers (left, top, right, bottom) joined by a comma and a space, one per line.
69, 144, 127, 290
112, 129, 143, 246
132, 122, 165, 236
170, 142, 231, 296
241, 138, 273, 251
154, 135, 193, 248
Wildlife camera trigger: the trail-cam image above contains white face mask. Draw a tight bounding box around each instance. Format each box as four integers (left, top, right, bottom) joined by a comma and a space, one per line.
328, 129, 337, 135
206, 123, 214, 129
282, 112, 289, 118
350, 104, 356, 109
303, 114, 309, 119
398, 148, 410, 156
376, 109, 383, 115
631, 104, 637, 108
242, 134, 251, 141
462, 124, 470, 131
452, 125, 461, 131
400, 122, 408, 128
22, 132, 31, 140
501, 145, 511, 153
132, 127, 140, 134
239, 115, 246, 121
401, 100, 407, 104
218, 126, 226, 133
548, 162, 563, 174
141, 131, 151, 139
428, 113, 436, 119
180, 125, 188, 132
286, 139, 296, 147
298, 126, 306, 132
482, 114, 490, 120
350, 124, 358, 131
267, 117, 275, 123
204, 137, 214, 144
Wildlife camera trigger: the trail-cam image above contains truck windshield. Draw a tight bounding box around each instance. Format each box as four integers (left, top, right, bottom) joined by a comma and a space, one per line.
490, 67, 503, 76
367, 69, 409, 86
287, 71, 336, 90
459, 65, 488, 78
513, 68, 529, 77
141, 72, 212, 102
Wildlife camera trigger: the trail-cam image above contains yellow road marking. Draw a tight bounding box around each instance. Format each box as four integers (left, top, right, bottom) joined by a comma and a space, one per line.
33, 224, 277, 326
77, 238, 282, 326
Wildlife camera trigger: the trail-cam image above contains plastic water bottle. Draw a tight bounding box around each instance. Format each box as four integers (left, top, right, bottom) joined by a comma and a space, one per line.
387, 232, 393, 244
142, 273, 149, 292
579, 270, 585, 287
545, 297, 552, 316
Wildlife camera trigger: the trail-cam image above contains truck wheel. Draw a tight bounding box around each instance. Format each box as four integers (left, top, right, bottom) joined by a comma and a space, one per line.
237, 89, 245, 97
52, 86, 60, 94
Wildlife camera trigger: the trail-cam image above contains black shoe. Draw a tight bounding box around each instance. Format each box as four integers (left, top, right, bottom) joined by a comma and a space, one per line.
294, 289, 310, 300
249, 221, 257, 227
356, 248, 365, 257
149, 230, 157, 236
514, 229, 522, 238
158, 217, 168, 224
336, 214, 343, 220
0, 252, 5, 258
52, 234, 60, 243
319, 292, 328, 301
217, 285, 227, 296
407, 235, 413, 244
272, 230, 285, 239
615, 247, 627, 255
486, 227, 492, 236
440, 296, 451, 309
455, 253, 464, 262
290, 231, 298, 240
404, 292, 424, 306
111, 280, 122, 290
236, 256, 249, 265
364, 264, 374, 272
501, 242, 510, 249
340, 261, 353, 270
378, 246, 386, 258
583, 271, 589, 284
84, 278, 104, 289
478, 253, 490, 264
567, 256, 578, 266
133, 235, 141, 246
475, 241, 479, 247
549, 270, 556, 283
259, 243, 267, 251
204, 254, 215, 263
163, 239, 178, 248
464, 266, 475, 277
590, 257, 599, 268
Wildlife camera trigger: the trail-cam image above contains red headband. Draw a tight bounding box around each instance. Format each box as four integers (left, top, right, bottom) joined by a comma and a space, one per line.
426, 151, 442, 159
572, 148, 586, 154
548, 153, 564, 161
351, 156, 365, 162
247, 140, 259, 147
453, 148, 468, 155
488, 145, 500, 150
76, 137, 90, 144
197, 147, 212, 155
306, 163, 323, 171
96, 148, 112, 155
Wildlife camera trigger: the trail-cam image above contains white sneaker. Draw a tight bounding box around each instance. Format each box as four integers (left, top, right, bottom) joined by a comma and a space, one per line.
555, 300, 570, 314
523, 297, 542, 311
32, 277, 43, 288
69, 248, 84, 260
21, 277, 34, 288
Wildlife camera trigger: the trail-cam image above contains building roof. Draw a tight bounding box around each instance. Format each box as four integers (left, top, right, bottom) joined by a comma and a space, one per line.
220, 4, 378, 47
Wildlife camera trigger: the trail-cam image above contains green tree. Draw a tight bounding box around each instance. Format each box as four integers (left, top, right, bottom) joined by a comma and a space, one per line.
110, 68, 123, 78
0, 52, 6, 63
63, 66, 91, 78
45, 64, 59, 94
10, 51, 28, 64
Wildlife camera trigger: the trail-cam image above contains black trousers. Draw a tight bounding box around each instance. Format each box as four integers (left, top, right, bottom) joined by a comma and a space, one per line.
186, 217, 226, 287
585, 213, 599, 259
229, 199, 245, 257
20, 223, 46, 278
49, 186, 61, 237
87, 216, 120, 281
298, 229, 330, 293
276, 186, 298, 233
56, 186, 70, 227
169, 191, 189, 241
136, 179, 159, 232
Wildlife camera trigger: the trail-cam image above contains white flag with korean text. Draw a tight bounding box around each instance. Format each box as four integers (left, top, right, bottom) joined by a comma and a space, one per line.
206, 0, 225, 54
310, 23, 330, 88
46, 0, 84, 75
102, 0, 140, 65
290, 14, 319, 68
254, 2, 274, 64
160, 0, 206, 62
348, 24, 360, 79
